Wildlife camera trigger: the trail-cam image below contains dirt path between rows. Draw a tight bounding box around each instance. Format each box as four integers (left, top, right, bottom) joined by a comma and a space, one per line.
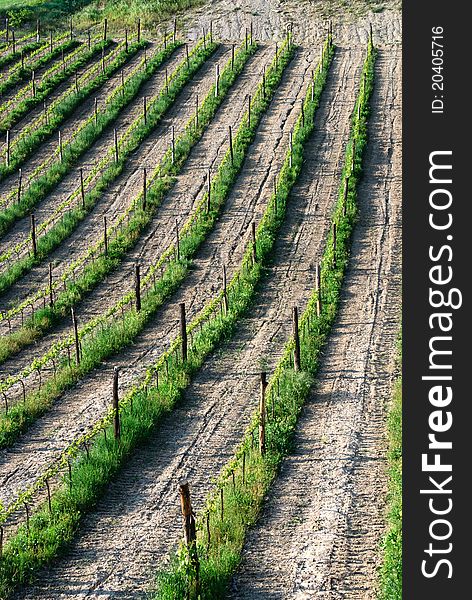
228, 41, 401, 600
11, 42, 363, 599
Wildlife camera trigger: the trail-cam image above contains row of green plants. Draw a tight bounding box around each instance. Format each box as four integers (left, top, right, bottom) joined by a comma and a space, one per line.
0, 35, 78, 97
0, 35, 108, 131
0, 32, 292, 598
0, 35, 260, 443
0, 36, 178, 280
154, 36, 375, 600
379, 333, 402, 599
0, 35, 141, 211
0, 34, 139, 177
0, 30, 59, 69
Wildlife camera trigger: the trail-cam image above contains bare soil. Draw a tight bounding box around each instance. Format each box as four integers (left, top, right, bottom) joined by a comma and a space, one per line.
1, 2, 401, 598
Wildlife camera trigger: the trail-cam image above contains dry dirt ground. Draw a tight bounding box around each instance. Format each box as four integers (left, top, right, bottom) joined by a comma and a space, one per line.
0, 1, 401, 598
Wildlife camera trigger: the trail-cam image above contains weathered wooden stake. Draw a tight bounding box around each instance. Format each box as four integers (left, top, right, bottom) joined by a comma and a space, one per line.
332, 222, 337, 269
80, 167, 85, 208
262, 65, 266, 98
71, 308, 80, 365
94, 97, 98, 125
223, 265, 228, 313
248, 94, 251, 127
220, 488, 224, 521
316, 264, 322, 316
142, 167, 147, 210
231, 43, 235, 70
343, 175, 349, 216
242, 450, 246, 484
113, 366, 120, 439
17, 168, 22, 203
165, 67, 169, 94
45, 479, 52, 513
125, 28, 128, 52
259, 372, 267, 454
49, 262, 54, 307
207, 168, 211, 213
210, 20, 213, 43
70, 18, 73, 40
25, 504, 30, 535
369, 22, 373, 46
206, 511, 211, 550
143, 95, 147, 124
58, 130, 63, 162
103, 216, 108, 255
179, 482, 200, 585
171, 125, 175, 163
180, 302, 188, 362
11, 29, 15, 54
173, 18, 177, 43
137, 18, 141, 43
87, 29, 91, 50
5, 130, 10, 166
245, 27, 248, 51
301, 101, 305, 126
229, 125, 234, 164
135, 263, 141, 311
186, 43, 189, 69
103, 18, 108, 41
114, 128, 119, 162
251, 222, 257, 263
31, 214, 37, 257
293, 306, 301, 371
175, 218, 180, 260
289, 130, 293, 168
31, 70, 36, 97
215, 63, 219, 97
195, 93, 199, 128
351, 138, 356, 172
250, 21, 253, 44
36, 18, 40, 42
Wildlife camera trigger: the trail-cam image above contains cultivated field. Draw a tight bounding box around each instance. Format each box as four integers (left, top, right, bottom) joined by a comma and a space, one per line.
0, 1, 401, 598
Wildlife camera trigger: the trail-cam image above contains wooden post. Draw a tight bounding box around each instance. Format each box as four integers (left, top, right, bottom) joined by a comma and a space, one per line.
143, 95, 147, 124
178, 482, 200, 584
332, 222, 337, 269
259, 372, 267, 455
351, 138, 356, 173
103, 216, 108, 255
165, 67, 169, 94
45, 479, 52, 513
180, 303, 187, 362
135, 263, 141, 311
215, 64, 219, 97
343, 175, 349, 216
262, 65, 266, 98
70, 18, 73, 40
245, 27, 248, 51
231, 43, 235, 70
275, 42, 278, 70
125, 28, 128, 52
87, 29, 91, 50
11, 29, 15, 54
316, 264, 322, 316
58, 130, 63, 162
5, 130, 10, 167
250, 21, 253, 44
289, 131, 293, 168
80, 167, 85, 208
71, 308, 80, 365
251, 222, 257, 263
114, 128, 119, 162
31, 70, 36, 97
31, 214, 37, 258
223, 265, 228, 313
186, 43, 189, 69
137, 18, 141, 43
103, 18, 108, 41
113, 366, 120, 439
49, 262, 54, 307
301, 101, 305, 127
171, 125, 175, 164
173, 18, 177, 43
101, 47, 105, 72
175, 219, 180, 260
207, 168, 211, 213
369, 22, 373, 46
195, 93, 199, 128
21, 49, 24, 69
75, 71, 79, 93
248, 94, 251, 127
17, 168, 22, 203
229, 125, 234, 164
293, 306, 301, 371
210, 20, 213, 43
94, 97, 98, 125
36, 18, 40, 43
49, 29, 52, 52
142, 167, 147, 210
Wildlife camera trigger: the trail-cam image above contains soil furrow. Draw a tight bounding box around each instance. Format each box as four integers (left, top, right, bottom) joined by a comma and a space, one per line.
10, 43, 362, 599
227, 43, 401, 600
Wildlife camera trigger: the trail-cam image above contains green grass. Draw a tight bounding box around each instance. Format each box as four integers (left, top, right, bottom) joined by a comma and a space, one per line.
0, 36, 292, 598
378, 334, 402, 599
154, 37, 376, 599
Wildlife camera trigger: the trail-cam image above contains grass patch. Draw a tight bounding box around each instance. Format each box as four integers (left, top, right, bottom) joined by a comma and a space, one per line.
378, 334, 402, 599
